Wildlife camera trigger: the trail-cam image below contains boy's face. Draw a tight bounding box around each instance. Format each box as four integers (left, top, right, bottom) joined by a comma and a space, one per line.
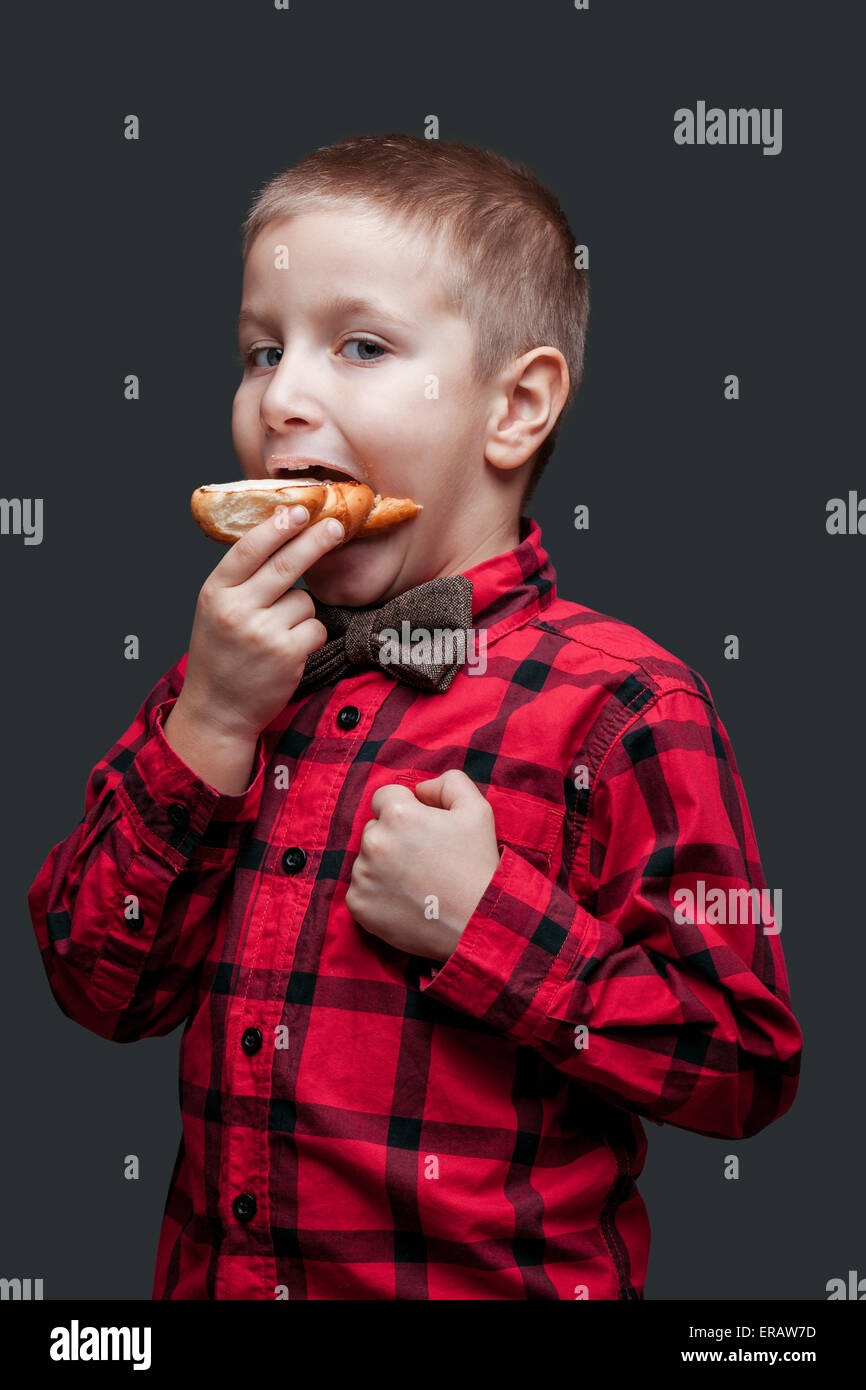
232, 207, 515, 607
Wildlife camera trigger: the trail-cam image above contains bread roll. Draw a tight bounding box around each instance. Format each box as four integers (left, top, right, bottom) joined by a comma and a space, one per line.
191, 478, 422, 545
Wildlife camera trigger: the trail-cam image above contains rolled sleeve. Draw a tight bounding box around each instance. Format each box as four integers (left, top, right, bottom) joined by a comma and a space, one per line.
115, 697, 268, 871
28, 658, 271, 1039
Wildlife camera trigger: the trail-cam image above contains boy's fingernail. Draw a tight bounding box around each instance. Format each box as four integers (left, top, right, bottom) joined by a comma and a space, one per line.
326, 520, 344, 538
289, 505, 308, 522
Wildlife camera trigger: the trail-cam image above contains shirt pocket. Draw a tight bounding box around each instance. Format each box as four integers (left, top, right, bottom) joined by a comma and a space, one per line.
481, 783, 566, 874
392, 771, 565, 875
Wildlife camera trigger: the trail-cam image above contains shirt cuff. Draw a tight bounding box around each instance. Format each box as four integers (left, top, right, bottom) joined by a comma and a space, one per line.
114, 696, 268, 869
417, 845, 596, 1043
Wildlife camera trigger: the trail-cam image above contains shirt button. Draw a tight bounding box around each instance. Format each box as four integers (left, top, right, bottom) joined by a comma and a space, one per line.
337, 705, 361, 730
241, 1027, 263, 1056
232, 1192, 256, 1223
167, 803, 190, 829
282, 846, 307, 874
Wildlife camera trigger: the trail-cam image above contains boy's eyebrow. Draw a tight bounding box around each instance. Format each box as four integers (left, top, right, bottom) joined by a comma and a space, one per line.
236, 305, 277, 338
236, 294, 416, 339
319, 294, 417, 329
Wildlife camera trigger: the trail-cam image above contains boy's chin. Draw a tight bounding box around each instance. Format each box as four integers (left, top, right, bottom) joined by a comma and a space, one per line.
303, 527, 402, 607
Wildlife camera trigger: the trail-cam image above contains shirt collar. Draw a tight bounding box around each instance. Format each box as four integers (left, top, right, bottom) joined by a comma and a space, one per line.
460, 514, 557, 645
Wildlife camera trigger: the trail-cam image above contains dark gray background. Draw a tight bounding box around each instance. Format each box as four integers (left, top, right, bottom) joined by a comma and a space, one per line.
5, 0, 862, 1299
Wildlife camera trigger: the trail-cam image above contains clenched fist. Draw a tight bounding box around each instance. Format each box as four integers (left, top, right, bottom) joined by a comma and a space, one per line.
345, 769, 502, 961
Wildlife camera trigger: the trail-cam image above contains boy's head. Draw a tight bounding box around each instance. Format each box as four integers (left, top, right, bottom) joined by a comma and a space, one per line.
231, 133, 589, 605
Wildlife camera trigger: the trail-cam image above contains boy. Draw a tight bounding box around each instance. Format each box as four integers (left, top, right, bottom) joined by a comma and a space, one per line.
28, 133, 802, 1300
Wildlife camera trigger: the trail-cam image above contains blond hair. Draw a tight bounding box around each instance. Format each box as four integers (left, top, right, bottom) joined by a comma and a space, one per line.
241, 133, 590, 507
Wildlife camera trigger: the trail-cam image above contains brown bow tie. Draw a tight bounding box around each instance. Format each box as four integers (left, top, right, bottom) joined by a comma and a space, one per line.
296, 573, 474, 695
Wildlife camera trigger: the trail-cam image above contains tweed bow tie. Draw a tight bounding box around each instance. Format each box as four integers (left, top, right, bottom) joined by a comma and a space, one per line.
296, 573, 474, 695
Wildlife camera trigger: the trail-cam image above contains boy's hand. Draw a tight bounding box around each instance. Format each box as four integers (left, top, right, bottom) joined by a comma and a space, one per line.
177, 505, 345, 740
345, 770, 502, 962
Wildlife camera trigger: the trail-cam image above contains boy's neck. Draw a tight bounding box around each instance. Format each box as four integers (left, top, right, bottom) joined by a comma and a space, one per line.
443, 517, 522, 577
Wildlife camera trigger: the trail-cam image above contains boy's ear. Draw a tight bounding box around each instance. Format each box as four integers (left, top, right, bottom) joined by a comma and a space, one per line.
483, 347, 570, 473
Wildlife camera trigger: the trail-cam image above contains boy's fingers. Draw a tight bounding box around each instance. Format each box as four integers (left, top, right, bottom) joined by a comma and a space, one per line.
412, 769, 486, 812
251, 516, 345, 605
211, 506, 341, 590
210, 506, 310, 586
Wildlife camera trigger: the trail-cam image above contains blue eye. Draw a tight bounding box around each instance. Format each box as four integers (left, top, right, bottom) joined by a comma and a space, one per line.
243, 346, 282, 369
340, 338, 387, 363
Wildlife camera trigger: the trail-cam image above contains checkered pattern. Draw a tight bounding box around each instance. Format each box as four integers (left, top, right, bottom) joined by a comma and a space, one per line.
27, 516, 802, 1299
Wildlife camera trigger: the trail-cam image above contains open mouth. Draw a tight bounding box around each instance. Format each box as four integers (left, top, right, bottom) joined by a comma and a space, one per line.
269, 460, 360, 485
289, 466, 351, 483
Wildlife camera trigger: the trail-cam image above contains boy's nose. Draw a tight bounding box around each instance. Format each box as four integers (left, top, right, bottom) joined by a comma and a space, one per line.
258, 356, 325, 432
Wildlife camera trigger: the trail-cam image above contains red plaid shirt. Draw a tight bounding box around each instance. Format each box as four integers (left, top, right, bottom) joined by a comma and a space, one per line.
28, 516, 802, 1300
